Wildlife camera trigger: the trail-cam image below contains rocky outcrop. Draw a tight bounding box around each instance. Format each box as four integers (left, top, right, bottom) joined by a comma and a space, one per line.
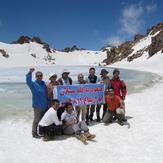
103, 41, 134, 64
103, 22, 163, 65
147, 22, 163, 35
11, 36, 31, 44
148, 30, 163, 57
134, 34, 144, 41
61, 45, 85, 52
100, 45, 111, 52
127, 48, 146, 62
11, 36, 52, 53
0, 49, 9, 58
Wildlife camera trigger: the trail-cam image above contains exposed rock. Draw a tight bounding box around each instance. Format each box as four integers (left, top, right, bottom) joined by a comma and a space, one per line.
0, 49, 9, 58
147, 22, 163, 35
71, 45, 79, 51
127, 48, 146, 62
100, 45, 111, 52
63, 47, 71, 53
103, 22, 163, 65
43, 53, 55, 62
148, 30, 163, 57
119, 41, 134, 59
61, 45, 84, 52
103, 41, 134, 65
134, 34, 144, 41
11, 35, 52, 53
31, 53, 36, 58
11, 36, 31, 44
51, 49, 56, 53
127, 53, 142, 62
42, 44, 51, 53
32, 36, 42, 44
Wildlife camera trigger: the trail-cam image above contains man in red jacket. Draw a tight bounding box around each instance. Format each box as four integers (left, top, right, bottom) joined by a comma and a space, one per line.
110, 69, 127, 100
110, 69, 127, 121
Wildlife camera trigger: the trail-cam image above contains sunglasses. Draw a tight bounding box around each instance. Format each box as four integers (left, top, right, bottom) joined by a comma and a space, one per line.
51, 76, 57, 78
37, 75, 43, 77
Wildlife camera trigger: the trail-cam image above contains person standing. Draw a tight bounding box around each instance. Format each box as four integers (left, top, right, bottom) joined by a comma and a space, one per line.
47, 73, 61, 107
57, 69, 73, 85
85, 67, 98, 123
110, 69, 127, 121
75, 74, 87, 122
26, 68, 49, 138
38, 99, 63, 141
96, 69, 111, 122
110, 69, 127, 100
103, 87, 125, 126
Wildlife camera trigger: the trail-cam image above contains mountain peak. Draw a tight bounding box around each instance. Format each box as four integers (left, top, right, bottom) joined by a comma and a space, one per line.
103, 22, 163, 65
11, 35, 51, 53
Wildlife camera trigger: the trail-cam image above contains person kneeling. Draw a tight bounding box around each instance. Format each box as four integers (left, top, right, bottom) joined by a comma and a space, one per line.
103, 87, 125, 126
61, 102, 96, 143
38, 99, 63, 141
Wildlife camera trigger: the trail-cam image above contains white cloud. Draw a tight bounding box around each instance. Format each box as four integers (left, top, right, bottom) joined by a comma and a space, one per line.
145, 4, 157, 14
102, 36, 124, 46
119, 4, 144, 35
102, 2, 157, 46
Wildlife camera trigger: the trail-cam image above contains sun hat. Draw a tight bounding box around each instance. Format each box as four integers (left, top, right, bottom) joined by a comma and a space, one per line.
62, 69, 70, 74
113, 69, 120, 75
49, 72, 57, 80
100, 69, 108, 75
116, 107, 125, 115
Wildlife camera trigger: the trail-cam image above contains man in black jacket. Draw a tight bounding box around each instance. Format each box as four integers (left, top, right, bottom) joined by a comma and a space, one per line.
57, 69, 73, 85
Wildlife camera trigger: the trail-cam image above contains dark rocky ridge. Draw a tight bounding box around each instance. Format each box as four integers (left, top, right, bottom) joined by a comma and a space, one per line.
102, 22, 163, 65
60, 45, 85, 52
11, 36, 51, 53
2, 22, 163, 64
11, 36, 84, 53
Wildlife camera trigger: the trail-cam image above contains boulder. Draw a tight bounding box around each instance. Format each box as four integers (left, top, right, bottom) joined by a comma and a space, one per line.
0, 49, 9, 58
11, 35, 31, 44
134, 34, 144, 41
148, 30, 163, 57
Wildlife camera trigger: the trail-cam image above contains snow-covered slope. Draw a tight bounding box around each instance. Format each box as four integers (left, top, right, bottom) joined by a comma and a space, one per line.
0, 42, 107, 67
1, 36, 163, 163
109, 30, 163, 73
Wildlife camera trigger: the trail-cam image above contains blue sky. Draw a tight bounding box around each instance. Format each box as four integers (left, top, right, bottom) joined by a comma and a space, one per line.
0, 0, 162, 50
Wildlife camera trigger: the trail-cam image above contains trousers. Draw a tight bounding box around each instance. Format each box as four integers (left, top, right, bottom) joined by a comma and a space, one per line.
39, 124, 62, 137
63, 121, 89, 135
32, 107, 45, 135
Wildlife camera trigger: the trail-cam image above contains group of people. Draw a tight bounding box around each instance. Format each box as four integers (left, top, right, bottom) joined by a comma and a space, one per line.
26, 67, 127, 142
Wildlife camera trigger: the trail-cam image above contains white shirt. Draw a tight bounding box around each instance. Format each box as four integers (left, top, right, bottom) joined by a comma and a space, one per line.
61, 77, 70, 85
61, 110, 77, 123
39, 107, 62, 126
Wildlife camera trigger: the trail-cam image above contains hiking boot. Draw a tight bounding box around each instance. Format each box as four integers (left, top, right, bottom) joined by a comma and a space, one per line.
85, 132, 96, 140
42, 135, 54, 141
122, 118, 127, 122
32, 133, 41, 139
79, 134, 87, 143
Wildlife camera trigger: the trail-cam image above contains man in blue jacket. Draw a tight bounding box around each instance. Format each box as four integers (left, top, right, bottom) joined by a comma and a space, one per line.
26, 68, 48, 138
